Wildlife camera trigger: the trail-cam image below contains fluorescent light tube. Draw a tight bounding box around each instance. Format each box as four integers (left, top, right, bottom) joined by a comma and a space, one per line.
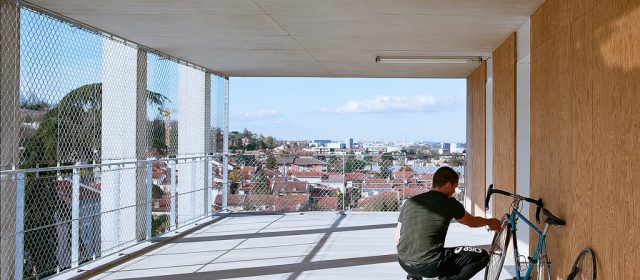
375, 56, 483, 64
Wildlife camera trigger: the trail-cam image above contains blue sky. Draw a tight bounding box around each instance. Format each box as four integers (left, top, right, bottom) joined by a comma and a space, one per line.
230, 78, 466, 143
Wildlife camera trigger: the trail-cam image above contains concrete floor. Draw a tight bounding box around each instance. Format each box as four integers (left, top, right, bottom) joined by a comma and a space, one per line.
90, 212, 516, 280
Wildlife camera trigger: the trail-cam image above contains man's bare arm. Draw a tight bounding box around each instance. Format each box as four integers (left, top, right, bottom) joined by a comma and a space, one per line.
457, 212, 501, 231
395, 222, 402, 245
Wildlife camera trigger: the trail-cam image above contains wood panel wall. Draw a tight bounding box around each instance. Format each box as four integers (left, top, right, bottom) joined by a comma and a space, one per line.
492, 34, 517, 218
466, 62, 486, 216
531, 0, 640, 278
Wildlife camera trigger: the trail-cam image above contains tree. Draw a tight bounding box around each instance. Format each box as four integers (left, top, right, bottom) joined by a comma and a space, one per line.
265, 155, 277, 170
447, 156, 465, 166
265, 136, 275, 149
377, 153, 394, 179
152, 184, 164, 199
237, 154, 257, 166
344, 158, 367, 173
150, 118, 168, 157
20, 83, 167, 278
252, 172, 271, 195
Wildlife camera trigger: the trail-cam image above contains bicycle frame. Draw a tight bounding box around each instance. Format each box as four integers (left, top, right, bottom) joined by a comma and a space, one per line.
507, 206, 552, 280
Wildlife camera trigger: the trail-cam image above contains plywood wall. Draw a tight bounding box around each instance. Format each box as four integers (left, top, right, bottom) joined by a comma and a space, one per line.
492, 33, 517, 218
531, 0, 640, 278
466, 63, 486, 216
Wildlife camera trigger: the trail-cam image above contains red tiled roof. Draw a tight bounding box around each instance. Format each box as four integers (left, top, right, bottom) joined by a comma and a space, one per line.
356, 191, 399, 211
345, 172, 366, 182
291, 171, 324, 178
322, 174, 344, 183
293, 157, 327, 166
238, 166, 256, 179
394, 170, 413, 179
273, 180, 307, 193
397, 187, 430, 199
363, 178, 393, 189
316, 197, 339, 210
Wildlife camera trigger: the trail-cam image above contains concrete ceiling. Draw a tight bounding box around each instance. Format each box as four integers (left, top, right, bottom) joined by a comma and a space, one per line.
28, 0, 543, 78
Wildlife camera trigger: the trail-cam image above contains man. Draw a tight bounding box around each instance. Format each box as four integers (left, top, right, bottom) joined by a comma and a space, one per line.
396, 166, 501, 280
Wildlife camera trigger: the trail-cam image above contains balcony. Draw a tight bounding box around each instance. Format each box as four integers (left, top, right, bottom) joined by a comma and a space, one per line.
54, 212, 514, 280
0, 1, 549, 280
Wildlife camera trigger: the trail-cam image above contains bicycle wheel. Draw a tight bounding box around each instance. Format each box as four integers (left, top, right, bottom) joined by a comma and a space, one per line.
484, 216, 511, 280
566, 248, 596, 280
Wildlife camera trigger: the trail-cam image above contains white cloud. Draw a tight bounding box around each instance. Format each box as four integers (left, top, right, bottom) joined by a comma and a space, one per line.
322, 95, 463, 114
234, 109, 282, 119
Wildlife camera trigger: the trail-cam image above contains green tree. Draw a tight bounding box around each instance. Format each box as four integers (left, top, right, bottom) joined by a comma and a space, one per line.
252, 172, 271, 194
20, 83, 167, 278
150, 118, 168, 157
344, 158, 367, 173
265, 155, 277, 170
265, 136, 275, 149
152, 184, 164, 199
376, 153, 394, 179
237, 154, 257, 166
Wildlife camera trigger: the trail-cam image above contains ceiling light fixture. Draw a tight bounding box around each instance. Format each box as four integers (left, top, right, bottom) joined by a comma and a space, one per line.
375, 56, 484, 64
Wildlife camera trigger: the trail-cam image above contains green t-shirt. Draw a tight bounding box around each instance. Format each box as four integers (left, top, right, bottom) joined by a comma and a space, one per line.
397, 191, 466, 265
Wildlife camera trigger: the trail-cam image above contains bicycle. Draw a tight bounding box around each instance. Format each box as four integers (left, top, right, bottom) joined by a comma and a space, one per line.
483, 184, 596, 280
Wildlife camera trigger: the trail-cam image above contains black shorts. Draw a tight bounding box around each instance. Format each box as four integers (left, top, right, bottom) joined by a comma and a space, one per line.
398, 246, 490, 280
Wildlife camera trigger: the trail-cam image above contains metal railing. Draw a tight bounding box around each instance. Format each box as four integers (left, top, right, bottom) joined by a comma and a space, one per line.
0, 155, 219, 279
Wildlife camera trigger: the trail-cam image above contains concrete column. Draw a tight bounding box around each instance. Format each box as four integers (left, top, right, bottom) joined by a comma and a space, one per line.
0, 0, 20, 278
135, 50, 148, 241
177, 65, 206, 224
101, 39, 138, 253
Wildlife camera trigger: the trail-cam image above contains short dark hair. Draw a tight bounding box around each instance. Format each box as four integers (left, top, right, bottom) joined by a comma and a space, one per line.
432, 166, 459, 188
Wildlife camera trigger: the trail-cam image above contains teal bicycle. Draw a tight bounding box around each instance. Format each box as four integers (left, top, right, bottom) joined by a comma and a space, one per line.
484, 184, 596, 280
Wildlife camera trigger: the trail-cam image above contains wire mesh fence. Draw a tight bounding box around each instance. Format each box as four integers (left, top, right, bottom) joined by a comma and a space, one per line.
215, 154, 465, 213
0, 156, 218, 279
0, 2, 226, 279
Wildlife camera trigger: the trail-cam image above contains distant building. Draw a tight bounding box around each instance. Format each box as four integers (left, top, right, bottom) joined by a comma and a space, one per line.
327, 142, 345, 149
277, 156, 328, 173
310, 140, 332, 147
439, 142, 451, 155
345, 138, 354, 149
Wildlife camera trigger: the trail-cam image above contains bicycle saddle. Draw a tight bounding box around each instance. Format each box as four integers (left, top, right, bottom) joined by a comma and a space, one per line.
542, 208, 565, 226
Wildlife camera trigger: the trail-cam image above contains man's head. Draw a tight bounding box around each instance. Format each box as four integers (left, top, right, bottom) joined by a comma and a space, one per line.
432, 166, 459, 197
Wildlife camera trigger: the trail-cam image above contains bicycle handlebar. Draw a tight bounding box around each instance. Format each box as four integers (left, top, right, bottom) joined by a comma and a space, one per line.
485, 184, 544, 223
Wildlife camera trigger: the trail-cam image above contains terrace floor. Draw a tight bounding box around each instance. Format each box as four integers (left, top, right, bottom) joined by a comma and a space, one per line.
87, 212, 516, 280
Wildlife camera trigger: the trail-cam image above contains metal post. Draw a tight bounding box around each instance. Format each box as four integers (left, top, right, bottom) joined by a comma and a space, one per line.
206, 157, 212, 216
170, 160, 177, 229
341, 154, 346, 211
15, 171, 25, 279
222, 77, 229, 211
146, 159, 152, 239
190, 159, 196, 220
71, 163, 80, 268
113, 164, 121, 249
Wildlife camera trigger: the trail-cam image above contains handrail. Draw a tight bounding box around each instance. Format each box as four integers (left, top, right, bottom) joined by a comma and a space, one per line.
0, 154, 221, 175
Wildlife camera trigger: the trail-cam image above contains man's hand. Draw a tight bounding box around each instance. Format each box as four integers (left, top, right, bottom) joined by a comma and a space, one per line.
486, 218, 502, 231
